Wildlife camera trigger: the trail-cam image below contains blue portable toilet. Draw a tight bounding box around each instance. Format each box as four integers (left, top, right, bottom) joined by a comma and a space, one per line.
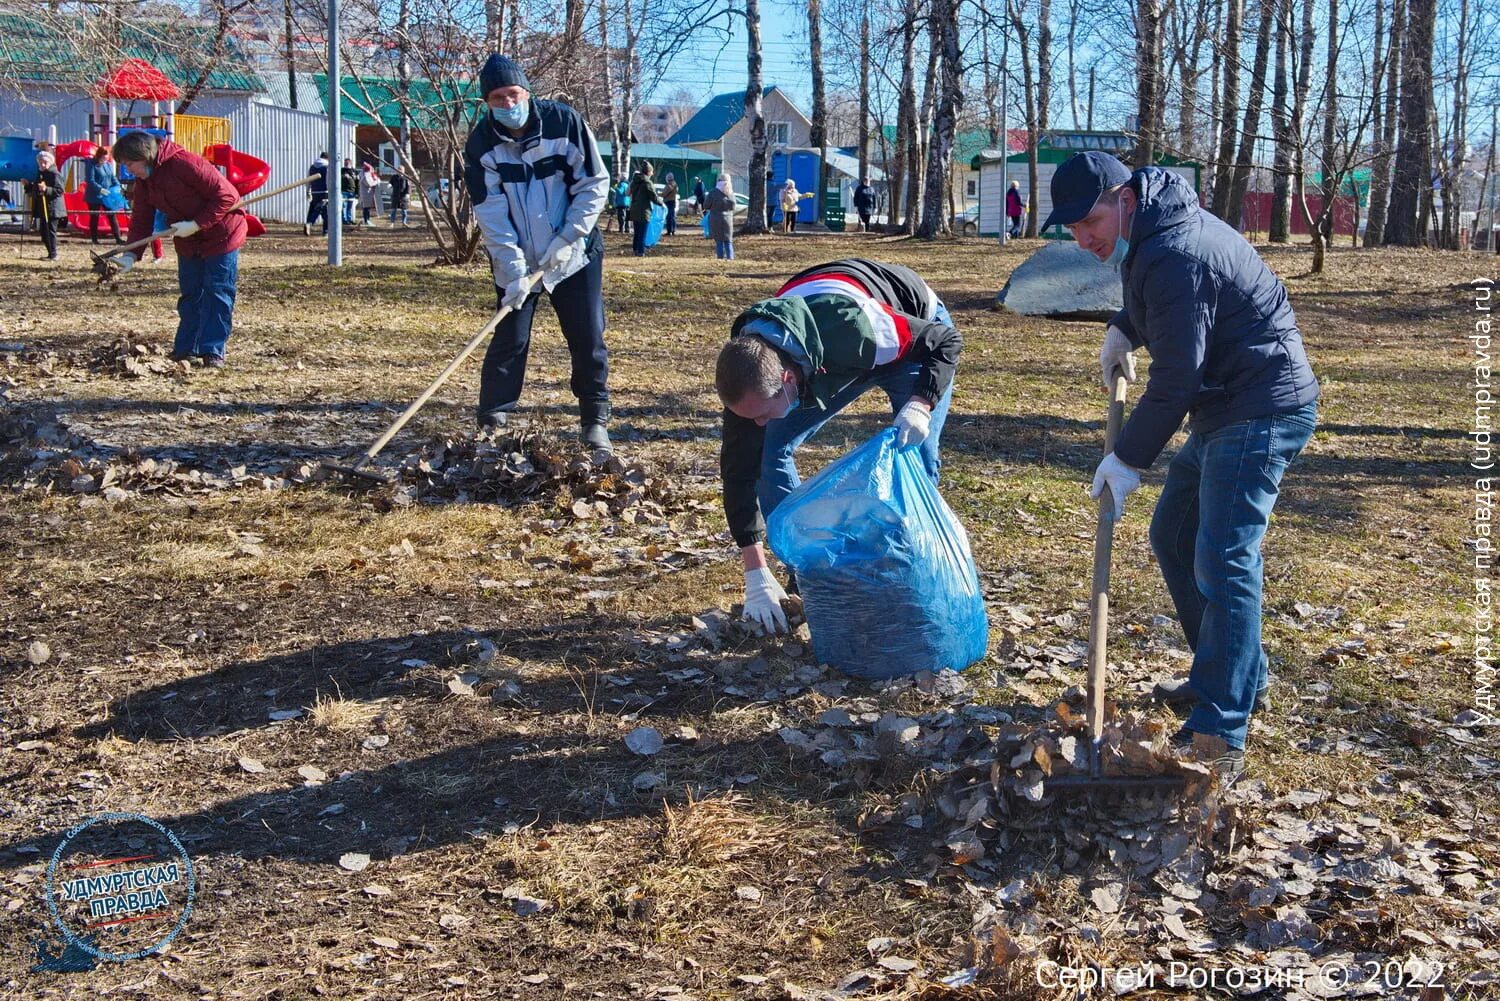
771, 149, 822, 225
0, 136, 39, 182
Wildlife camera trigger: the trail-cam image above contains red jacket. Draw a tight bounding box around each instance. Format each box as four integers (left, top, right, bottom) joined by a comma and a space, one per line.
126, 140, 247, 259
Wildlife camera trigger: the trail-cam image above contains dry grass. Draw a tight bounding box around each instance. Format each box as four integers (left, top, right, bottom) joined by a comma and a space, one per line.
0, 227, 1485, 998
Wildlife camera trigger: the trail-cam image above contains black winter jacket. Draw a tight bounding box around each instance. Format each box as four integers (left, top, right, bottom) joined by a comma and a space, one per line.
1109, 168, 1319, 468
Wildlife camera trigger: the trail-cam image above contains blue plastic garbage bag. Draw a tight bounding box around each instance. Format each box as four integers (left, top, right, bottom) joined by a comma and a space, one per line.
643, 204, 667, 248
767, 428, 988, 679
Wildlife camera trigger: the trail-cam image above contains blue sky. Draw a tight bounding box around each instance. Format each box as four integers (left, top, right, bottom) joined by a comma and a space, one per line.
645, 3, 818, 112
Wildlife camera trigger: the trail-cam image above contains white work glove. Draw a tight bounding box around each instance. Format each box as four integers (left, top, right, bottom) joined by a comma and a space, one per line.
1090, 452, 1142, 520
170, 219, 200, 239
539, 234, 576, 272
499, 273, 535, 311
114, 252, 137, 275
893, 399, 932, 448
742, 566, 789, 635
1100, 324, 1137, 389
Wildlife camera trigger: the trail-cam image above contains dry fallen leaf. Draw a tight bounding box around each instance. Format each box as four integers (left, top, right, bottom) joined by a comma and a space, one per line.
339, 852, 372, 873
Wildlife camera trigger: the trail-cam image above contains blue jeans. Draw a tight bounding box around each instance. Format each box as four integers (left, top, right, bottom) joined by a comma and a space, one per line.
758, 302, 956, 523
342, 194, 355, 223
175, 250, 239, 359
389, 206, 407, 225
1149, 403, 1317, 749
714, 239, 733, 259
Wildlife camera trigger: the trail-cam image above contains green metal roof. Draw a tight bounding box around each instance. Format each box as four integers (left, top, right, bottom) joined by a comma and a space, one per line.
314, 75, 479, 130
0, 13, 265, 94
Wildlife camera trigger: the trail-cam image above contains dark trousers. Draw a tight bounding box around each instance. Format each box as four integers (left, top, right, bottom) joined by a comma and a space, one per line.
89, 210, 121, 242
307, 195, 328, 233
34, 213, 56, 257
632, 223, 646, 256
615, 206, 629, 232
664, 201, 677, 235
480, 249, 609, 425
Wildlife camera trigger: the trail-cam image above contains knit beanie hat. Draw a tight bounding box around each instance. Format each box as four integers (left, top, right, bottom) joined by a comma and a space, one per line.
480, 54, 531, 96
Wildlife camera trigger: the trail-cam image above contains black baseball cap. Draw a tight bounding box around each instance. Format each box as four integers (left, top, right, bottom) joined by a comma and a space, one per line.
1040, 151, 1133, 230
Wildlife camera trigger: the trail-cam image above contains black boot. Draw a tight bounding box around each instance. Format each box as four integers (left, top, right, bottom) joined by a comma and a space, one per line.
579, 400, 611, 452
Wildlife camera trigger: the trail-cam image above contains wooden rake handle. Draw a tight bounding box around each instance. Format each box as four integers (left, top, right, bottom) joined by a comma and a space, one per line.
351, 273, 547, 467
1085, 368, 1131, 754
97, 175, 320, 262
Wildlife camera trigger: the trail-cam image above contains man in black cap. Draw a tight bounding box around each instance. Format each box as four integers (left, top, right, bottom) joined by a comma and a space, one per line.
462, 53, 613, 450
1041, 150, 1320, 779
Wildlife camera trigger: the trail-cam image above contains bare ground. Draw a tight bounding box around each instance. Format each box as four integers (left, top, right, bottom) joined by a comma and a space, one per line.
0, 224, 1493, 999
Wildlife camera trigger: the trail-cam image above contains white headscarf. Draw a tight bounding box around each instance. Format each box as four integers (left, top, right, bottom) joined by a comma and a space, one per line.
716, 173, 733, 195
35, 151, 55, 169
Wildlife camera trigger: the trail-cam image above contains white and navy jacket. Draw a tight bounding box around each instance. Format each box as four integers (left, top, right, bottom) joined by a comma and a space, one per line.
462, 99, 609, 291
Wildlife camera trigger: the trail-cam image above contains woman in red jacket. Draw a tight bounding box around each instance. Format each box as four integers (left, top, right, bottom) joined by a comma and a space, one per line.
111, 131, 247, 368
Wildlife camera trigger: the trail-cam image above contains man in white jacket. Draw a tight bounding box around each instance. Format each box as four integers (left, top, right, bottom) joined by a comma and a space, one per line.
462, 54, 613, 450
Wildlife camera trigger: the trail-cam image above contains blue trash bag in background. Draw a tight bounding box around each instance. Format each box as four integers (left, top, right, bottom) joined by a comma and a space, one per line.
643, 203, 667, 248
767, 428, 988, 679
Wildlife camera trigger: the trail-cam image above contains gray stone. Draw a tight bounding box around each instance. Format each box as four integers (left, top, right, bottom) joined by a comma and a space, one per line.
996, 241, 1123, 319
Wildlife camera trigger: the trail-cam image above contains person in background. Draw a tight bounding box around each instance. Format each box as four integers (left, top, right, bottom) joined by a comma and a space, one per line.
339, 158, 357, 225
1006, 179, 1025, 237
110, 130, 248, 368
662, 172, 678, 237
357, 161, 382, 227
694, 175, 706, 214
304, 151, 329, 236
627, 160, 662, 257
24, 150, 63, 260
852, 176, 876, 233
84, 147, 124, 244
779, 178, 811, 235
387, 169, 410, 227
613, 176, 630, 233
462, 52, 613, 451
704, 172, 736, 260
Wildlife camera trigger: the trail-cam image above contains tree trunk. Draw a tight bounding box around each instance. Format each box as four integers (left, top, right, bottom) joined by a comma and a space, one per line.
1365, 0, 1402, 246
858, 8, 870, 183
1038, 0, 1051, 132
1385, 0, 1434, 245
1441, 0, 1469, 249
808, 0, 827, 150
894, 0, 919, 232
744, 0, 770, 235
284, 0, 297, 110
1226, 0, 1273, 227
1173, 1, 1209, 157
1210, 0, 1242, 215
1209, 0, 1222, 155
982, 0, 999, 144
617, 0, 640, 180
919, 0, 960, 237
1310, 0, 1338, 273
1135, 0, 1163, 166
1067, 0, 1081, 129
910, 8, 938, 230
486, 0, 502, 52
1008, 0, 1039, 236
1269, 0, 1291, 241
599, 0, 623, 178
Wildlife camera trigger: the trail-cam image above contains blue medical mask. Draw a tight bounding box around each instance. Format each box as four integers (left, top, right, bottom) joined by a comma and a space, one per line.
1105, 198, 1129, 270
779, 381, 799, 416
491, 100, 529, 129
